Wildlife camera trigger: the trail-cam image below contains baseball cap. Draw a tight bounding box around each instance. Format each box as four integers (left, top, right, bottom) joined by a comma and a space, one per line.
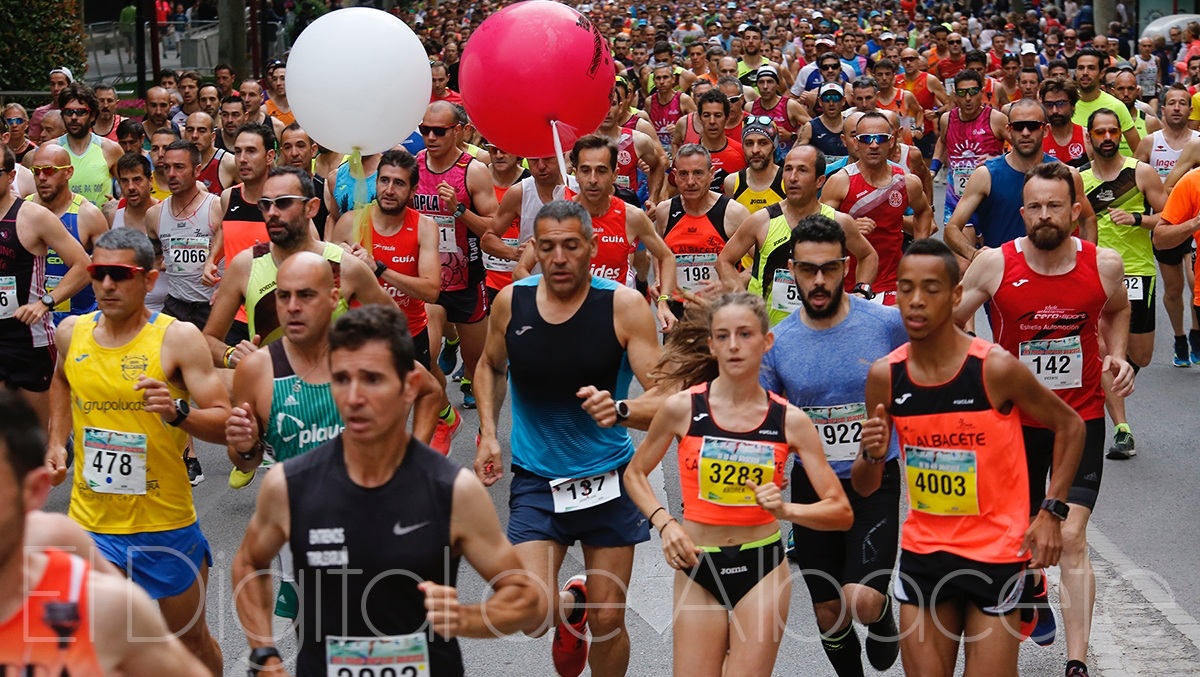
757, 65, 780, 80
742, 117, 778, 143
1020, 43, 1037, 55
818, 82, 844, 97
880, 31, 895, 41
707, 36, 723, 45
815, 34, 835, 46
49, 67, 74, 83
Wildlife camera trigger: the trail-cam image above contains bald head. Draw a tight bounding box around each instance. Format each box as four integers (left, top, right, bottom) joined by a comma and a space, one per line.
39, 110, 65, 143
32, 143, 70, 166
426, 100, 459, 121
145, 86, 172, 127
278, 251, 336, 293
185, 111, 216, 152
276, 251, 339, 343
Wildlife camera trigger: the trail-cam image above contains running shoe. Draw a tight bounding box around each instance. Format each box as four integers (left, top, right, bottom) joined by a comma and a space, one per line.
229, 467, 256, 489
431, 408, 462, 455
184, 451, 204, 486
1106, 429, 1136, 459
552, 575, 589, 677
437, 338, 459, 375
1066, 660, 1090, 677
451, 364, 465, 382
1030, 569, 1057, 646
461, 378, 476, 409
1175, 337, 1191, 368
865, 595, 900, 670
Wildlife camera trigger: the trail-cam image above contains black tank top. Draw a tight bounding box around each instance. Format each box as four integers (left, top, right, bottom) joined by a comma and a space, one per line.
663, 195, 731, 243
0, 200, 48, 345
286, 436, 464, 677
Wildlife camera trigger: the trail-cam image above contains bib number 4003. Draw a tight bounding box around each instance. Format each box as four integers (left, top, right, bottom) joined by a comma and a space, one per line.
912, 471, 967, 497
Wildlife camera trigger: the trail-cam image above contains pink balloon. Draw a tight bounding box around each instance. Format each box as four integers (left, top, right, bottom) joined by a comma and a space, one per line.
459, 1, 615, 158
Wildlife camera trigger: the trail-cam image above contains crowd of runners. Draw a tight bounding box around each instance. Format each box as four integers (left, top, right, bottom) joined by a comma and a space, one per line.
1, 1, 1197, 676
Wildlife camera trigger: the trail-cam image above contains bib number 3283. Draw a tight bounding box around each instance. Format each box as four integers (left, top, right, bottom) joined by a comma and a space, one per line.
1018, 336, 1083, 390
326, 634, 429, 677
82, 427, 147, 495
698, 436, 776, 506
550, 470, 621, 513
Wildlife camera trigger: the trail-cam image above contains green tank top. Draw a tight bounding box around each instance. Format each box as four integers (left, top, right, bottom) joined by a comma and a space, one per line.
748, 202, 837, 326
59, 134, 110, 206
246, 241, 350, 345
1118, 108, 1148, 157
1084, 156, 1155, 276
263, 342, 342, 462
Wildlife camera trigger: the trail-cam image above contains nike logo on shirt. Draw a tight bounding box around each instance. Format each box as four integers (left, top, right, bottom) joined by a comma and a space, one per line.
393, 521, 430, 536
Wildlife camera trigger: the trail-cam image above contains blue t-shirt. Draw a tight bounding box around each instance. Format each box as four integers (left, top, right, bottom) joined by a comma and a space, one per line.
760, 296, 907, 478
976, 153, 1054, 249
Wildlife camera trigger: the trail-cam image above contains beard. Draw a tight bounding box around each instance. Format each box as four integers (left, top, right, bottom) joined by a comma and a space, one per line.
267, 219, 308, 248
1095, 141, 1119, 159
800, 283, 844, 319
1029, 222, 1070, 250
1048, 113, 1069, 127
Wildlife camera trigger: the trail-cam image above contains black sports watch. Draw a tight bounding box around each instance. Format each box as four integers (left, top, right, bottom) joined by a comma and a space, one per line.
247, 646, 281, 676
374, 260, 387, 278
1040, 498, 1070, 521
167, 399, 190, 427
40, 293, 55, 308
453, 203, 467, 218
851, 282, 875, 300
614, 400, 631, 424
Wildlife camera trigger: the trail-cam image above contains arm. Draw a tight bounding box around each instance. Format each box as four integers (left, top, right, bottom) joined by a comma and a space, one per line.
850, 359, 891, 496
1164, 140, 1200, 192
202, 249, 253, 365
944, 167, 992, 259
342, 252, 396, 307
231, 465, 291, 662
907, 174, 933, 240
472, 286, 512, 486
906, 92, 925, 134
15, 206, 91, 326
819, 170, 849, 210
482, 182, 524, 261
629, 207, 677, 329
797, 121, 813, 145
837, 211, 878, 285
511, 243, 538, 281
1096, 249, 1134, 397
151, 321, 232, 444
425, 470, 545, 637
614, 284, 665, 389
716, 210, 763, 292
1134, 132, 1154, 163
953, 247, 1004, 327
77, 200, 110, 249
636, 131, 666, 203
94, 574, 212, 677
456, 162, 499, 238
224, 349, 271, 471
202, 189, 229, 285
754, 405, 853, 530
218, 152, 237, 190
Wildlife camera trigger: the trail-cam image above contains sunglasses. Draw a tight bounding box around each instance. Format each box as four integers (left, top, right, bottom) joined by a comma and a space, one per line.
1009, 120, 1045, 133
3, 117, 25, 125
746, 115, 774, 126
855, 133, 892, 145
819, 92, 845, 102
820, 63, 841, 71
955, 86, 982, 97
257, 195, 310, 211
947, 39, 963, 44
30, 165, 72, 177
419, 124, 458, 137
727, 94, 743, 104
791, 256, 848, 277
1044, 99, 1072, 110
87, 264, 144, 281
1090, 128, 1121, 139
61, 108, 90, 118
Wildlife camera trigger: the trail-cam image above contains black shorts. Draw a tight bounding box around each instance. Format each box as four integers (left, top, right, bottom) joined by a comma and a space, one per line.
0, 341, 55, 392
485, 284, 502, 308
1153, 238, 1194, 265
684, 532, 786, 611
162, 295, 213, 328
226, 319, 250, 346
436, 279, 489, 324
1024, 418, 1105, 513
916, 132, 937, 159
791, 460, 901, 603
894, 550, 1026, 616
1126, 275, 1156, 335
411, 326, 431, 371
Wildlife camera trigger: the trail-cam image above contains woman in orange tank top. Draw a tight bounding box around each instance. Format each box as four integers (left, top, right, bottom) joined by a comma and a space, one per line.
625, 293, 852, 676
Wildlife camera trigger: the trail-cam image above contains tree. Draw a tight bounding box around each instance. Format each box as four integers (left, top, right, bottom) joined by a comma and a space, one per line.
0, 0, 86, 105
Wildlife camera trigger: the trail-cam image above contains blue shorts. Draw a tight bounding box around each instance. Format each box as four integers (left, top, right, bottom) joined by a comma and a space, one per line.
508, 464, 650, 548
90, 522, 212, 600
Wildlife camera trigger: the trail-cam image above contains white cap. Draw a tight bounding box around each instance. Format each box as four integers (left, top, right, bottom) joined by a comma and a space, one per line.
815, 34, 835, 46
880, 31, 895, 41
819, 82, 844, 97
1020, 42, 1037, 55
49, 67, 74, 83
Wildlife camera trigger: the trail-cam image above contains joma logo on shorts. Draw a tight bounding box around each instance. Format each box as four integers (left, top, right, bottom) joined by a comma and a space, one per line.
720, 566, 748, 575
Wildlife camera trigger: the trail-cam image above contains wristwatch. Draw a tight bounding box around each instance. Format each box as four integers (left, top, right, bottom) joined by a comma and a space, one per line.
247, 646, 281, 676
374, 260, 387, 278
453, 203, 467, 218
167, 399, 190, 427
851, 282, 875, 300
614, 400, 631, 424
40, 293, 55, 308
1040, 498, 1070, 521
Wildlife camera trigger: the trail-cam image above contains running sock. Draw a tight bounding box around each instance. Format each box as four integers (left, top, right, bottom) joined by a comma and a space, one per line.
820, 624, 865, 677
438, 406, 457, 425
1126, 357, 1140, 376
1066, 659, 1089, 675
564, 585, 586, 625
1115, 422, 1131, 435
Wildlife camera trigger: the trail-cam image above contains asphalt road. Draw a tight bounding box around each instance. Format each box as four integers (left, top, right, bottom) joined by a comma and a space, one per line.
40, 179, 1200, 675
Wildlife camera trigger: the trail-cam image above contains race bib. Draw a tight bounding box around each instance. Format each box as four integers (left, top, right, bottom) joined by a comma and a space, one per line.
169, 236, 209, 274
675, 253, 717, 293
434, 215, 458, 254
482, 237, 519, 273
904, 446, 979, 516
951, 166, 972, 195
768, 268, 802, 314
326, 633, 429, 677
82, 427, 147, 495
550, 470, 621, 513
44, 275, 69, 312
803, 403, 866, 462
1124, 276, 1143, 301
698, 436, 776, 506
1018, 336, 1083, 390
0, 276, 17, 320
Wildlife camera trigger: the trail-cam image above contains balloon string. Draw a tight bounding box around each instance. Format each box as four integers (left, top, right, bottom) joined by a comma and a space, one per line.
349, 147, 372, 249
551, 121, 570, 188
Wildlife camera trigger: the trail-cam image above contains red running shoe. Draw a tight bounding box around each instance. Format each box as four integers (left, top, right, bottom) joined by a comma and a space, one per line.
551, 575, 589, 677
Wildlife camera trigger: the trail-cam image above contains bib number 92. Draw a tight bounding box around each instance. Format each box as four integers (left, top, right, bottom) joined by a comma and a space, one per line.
912, 471, 967, 497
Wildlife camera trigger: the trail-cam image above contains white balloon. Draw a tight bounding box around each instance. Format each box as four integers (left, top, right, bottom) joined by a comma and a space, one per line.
287, 8, 431, 156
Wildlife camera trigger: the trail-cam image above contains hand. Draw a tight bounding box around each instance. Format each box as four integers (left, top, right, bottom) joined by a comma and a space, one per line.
201, 259, 220, 286
969, 245, 991, 263
656, 302, 677, 333
46, 445, 69, 486
226, 402, 259, 454
854, 217, 877, 235
859, 403, 889, 460
13, 301, 50, 326
473, 435, 504, 486
644, 200, 658, 222
577, 386, 618, 427
419, 581, 463, 638
134, 375, 176, 422
1103, 354, 1135, 398
1020, 511, 1063, 568
437, 181, 459, 215
746, 479, 786, 519
350, 243, 373, 266
1108, 208, 1135, 226
229, 335, 263, 367
659, 520, 702, 569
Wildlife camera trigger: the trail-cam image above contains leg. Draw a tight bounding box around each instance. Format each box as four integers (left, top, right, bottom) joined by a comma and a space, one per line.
156, 558, 223, 676
961, 607, 1020, 677
671, 570, 729, 677
845, 582, 886, 626
725, 562, 791, 677
454, 317, 489, 384
15, 387, 49, 428
579, 544, 636, 677
426, 302, 447, 364
513, 540, 569, 637
1159, 260, 1185, 337
1059, 504, 1095, 665
898, 601, 962, 677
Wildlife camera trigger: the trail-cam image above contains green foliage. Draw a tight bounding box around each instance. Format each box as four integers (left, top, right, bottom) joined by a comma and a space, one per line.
0, 0, 87, 107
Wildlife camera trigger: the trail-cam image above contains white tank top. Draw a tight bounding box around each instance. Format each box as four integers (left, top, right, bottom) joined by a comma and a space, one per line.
157, 191, 220, 303
517, 175, 575, 244
113, 206, 169, 312
1148, 129, 1200, 180
112, 205, 126, 230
